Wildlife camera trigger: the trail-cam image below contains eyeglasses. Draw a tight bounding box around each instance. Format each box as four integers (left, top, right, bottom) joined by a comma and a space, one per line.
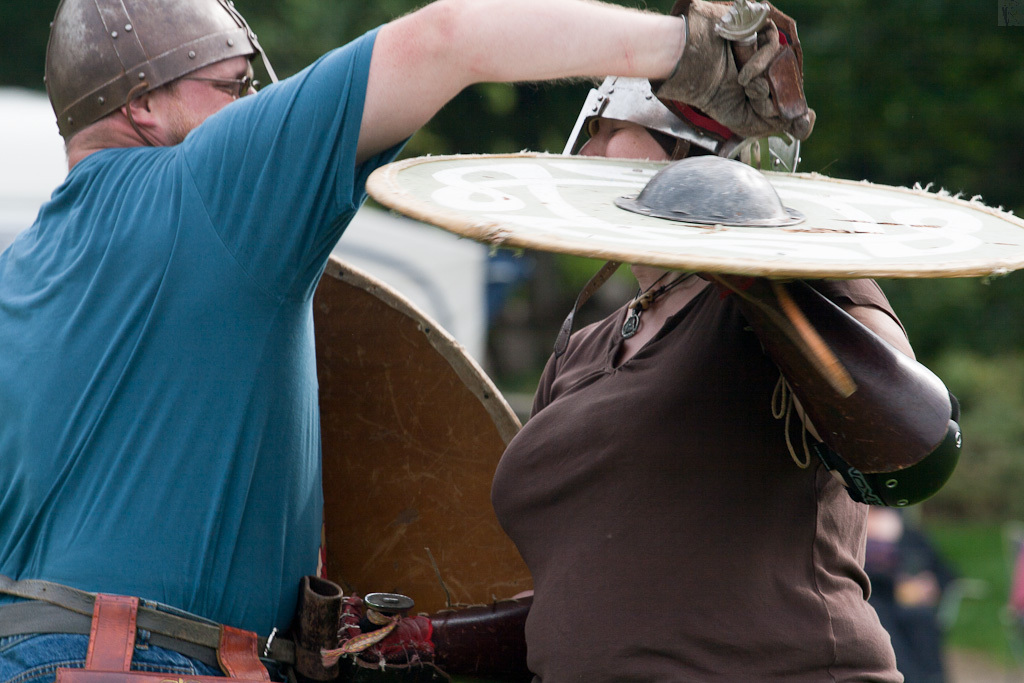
180, 75, 259, 99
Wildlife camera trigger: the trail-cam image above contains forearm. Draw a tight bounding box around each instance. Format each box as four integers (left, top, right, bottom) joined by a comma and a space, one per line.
714, 276, 956, 476
358, 0, 685, 161
433, 0, 685, 86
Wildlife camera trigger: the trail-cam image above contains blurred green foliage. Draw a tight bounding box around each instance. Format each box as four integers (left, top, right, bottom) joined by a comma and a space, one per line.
929, 520, 1017, 664
4, 0, 1024, 518
926, 351, 1024, 519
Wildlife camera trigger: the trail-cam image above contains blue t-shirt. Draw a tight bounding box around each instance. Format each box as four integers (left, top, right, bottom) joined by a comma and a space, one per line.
0, 28, 401, 633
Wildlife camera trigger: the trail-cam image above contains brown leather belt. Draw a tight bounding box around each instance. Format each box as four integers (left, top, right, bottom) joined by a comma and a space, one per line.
0, 575, 295, 668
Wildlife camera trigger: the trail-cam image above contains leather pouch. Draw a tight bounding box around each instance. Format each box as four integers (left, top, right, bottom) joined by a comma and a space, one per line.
56, 594, 270, 683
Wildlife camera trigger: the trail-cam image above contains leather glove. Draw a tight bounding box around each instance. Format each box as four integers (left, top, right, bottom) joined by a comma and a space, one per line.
655, 0, 815, 141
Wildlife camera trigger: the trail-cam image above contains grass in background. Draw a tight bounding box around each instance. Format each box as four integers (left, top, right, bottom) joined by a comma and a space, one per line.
928, 519, 1021, 666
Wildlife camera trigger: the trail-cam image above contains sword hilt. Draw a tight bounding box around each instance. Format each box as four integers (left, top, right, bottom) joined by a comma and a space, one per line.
714, 0, 770, 67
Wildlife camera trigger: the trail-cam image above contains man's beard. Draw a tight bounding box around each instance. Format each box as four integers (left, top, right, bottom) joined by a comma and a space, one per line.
164, 98, 204, 146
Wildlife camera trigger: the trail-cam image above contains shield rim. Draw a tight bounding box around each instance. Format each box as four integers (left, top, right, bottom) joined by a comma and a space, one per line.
366, 152, 1024, 280
319, 256, 521, 445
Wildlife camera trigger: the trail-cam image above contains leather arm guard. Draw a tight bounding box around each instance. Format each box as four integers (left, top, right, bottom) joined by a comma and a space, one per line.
713, 275, 962, 506
292, 575, 531, 682
429, 598, 531, 682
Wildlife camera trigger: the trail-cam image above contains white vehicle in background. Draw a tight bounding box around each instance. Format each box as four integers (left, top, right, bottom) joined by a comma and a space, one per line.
0, 87, 488, 361
0, 88, 67, 250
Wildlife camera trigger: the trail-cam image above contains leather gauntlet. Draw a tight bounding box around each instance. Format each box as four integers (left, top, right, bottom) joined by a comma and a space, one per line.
656, 0, 815, 141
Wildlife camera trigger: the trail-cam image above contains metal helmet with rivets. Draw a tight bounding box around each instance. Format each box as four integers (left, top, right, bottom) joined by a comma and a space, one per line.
562, 76, 801, 172
45, 0, 278, 140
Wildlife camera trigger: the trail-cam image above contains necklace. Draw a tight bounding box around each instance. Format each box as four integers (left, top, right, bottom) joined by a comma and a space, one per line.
621, 272, 693, 339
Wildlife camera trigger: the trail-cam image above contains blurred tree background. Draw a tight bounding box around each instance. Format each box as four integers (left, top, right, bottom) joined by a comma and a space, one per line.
3, 0, 1024, 521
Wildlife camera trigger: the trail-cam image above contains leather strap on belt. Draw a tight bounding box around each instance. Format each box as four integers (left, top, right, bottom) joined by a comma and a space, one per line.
88, 594, 138, 671
0, 575, 294, 667
57, 593, 269, 682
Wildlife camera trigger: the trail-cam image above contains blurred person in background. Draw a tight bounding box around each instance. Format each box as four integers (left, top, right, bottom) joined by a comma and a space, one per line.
866, 507, 957, 683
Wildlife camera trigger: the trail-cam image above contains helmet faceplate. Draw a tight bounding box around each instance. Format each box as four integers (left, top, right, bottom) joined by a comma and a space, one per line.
45, 0, 276, 139
563, 76, 733, 157
563, 76, 800, 172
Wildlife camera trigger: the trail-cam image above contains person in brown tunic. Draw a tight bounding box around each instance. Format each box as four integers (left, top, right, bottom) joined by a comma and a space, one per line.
491, 76, 912, 681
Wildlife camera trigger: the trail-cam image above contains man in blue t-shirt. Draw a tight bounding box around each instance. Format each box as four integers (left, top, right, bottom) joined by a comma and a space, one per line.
0, 0, 803, 678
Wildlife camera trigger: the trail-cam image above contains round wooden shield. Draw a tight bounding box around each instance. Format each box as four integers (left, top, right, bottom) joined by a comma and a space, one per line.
313, 257, 529, 613
366, 153, 1024, 279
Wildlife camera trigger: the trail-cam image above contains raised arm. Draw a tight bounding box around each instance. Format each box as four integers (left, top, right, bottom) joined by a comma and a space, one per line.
712, 275, 961, 507
357, 0, 686, 161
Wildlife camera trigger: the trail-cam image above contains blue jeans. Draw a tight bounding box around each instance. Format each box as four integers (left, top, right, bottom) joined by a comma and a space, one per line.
0, 633, 223, 683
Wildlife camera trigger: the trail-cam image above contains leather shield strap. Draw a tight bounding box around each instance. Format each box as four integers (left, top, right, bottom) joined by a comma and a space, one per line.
765, 4, 810, 126
554, 260, 622, 358
768, 47, 807, 122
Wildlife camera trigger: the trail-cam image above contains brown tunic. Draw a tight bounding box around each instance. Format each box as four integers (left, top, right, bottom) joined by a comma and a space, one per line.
492, 279, 903, 682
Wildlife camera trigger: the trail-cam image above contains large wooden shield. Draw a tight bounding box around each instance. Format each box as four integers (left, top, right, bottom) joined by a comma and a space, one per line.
366, 153, 1024, 280
313, 257, 529, 613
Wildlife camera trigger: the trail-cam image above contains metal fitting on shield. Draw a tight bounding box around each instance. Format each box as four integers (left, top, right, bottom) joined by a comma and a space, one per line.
614, 155, 804, 226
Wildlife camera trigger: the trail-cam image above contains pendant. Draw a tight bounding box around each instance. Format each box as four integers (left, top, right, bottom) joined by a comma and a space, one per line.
621, 308, 641, 338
